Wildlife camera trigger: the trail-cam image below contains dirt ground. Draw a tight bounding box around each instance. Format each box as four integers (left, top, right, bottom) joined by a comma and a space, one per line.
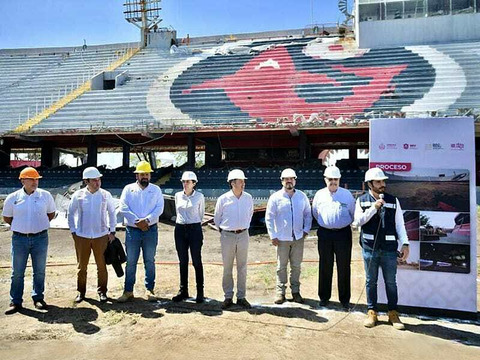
0, 223, 479, 360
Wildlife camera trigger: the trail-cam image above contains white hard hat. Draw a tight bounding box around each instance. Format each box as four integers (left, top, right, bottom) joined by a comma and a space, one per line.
82, 167, 103, 179
280, 168, 297, 179
181, 171, 198, 182
364, 167, 389, 182
324, 166, 341, 179
227, 169, 247, 182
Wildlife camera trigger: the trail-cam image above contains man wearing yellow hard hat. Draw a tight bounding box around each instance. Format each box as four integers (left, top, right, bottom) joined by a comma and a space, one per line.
2, 167, 56, 315
117, 161, 164, 302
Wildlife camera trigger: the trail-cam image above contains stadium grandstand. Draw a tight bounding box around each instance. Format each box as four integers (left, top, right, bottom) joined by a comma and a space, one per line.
1, 0, 479, 200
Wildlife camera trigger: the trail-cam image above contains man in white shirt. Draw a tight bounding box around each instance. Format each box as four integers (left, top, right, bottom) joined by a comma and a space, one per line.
353, 168, 409, 330
312, 166, 355, 309
68, 167, 116, 303
265, 168, 312, 305
118, 161, 164, 302
2, 167, 56, 315
214, 169, 253, 309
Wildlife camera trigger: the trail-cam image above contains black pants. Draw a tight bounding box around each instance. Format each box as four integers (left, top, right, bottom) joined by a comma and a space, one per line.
317, 226, 352, 304
174, 223, 204, 292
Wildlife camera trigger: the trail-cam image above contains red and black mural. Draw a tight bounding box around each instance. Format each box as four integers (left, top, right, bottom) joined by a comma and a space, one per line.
170, 39, 435, 124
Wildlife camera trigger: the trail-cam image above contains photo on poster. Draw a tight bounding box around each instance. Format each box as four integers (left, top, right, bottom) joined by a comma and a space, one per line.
419, 243, 470, 274
385, 168, 469, 212
403, 211, 419, 241
419, 211, 470, 245
397, 211, 420, 271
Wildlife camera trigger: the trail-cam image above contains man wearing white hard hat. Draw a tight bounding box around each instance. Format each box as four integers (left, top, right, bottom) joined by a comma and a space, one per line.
312, 165, 355, 309
265, 168, 312, 304
172, 171, 205, 303
68, 167, 117, 303
214, 169, 253, 309
353, 167, 409, 330
117, 161, 164, 303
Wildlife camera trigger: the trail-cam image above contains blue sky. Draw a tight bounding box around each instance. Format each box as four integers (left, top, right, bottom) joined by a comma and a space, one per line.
0, 0, 343, 49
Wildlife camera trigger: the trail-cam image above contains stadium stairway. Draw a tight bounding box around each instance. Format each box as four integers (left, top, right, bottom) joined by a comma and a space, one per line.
0, 44, 137, 134
31, 48, 188, 131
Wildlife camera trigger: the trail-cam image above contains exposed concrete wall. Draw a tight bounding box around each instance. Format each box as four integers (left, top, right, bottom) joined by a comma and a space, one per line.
147, 31, 177, 49
358, 13, 480, 48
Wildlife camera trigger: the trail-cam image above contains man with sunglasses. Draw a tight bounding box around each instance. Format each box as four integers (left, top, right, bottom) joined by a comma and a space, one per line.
312, 166, 355, 310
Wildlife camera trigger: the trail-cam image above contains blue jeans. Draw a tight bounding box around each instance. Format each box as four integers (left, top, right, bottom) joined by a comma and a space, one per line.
10, 231, 49, 305
362, 248, 398, 311
124, 225, 158, 292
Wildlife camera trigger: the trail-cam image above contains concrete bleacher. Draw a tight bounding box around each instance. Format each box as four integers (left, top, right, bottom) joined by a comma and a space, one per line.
0, 44, 136, 134
2, 36, 479, 134
32, 47, 187, 131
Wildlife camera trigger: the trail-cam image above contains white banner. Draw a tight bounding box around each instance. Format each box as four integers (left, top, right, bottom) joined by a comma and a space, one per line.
370, 117, 477, 313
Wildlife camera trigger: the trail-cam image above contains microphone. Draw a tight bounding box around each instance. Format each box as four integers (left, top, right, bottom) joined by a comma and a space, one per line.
379, 194, 385, 228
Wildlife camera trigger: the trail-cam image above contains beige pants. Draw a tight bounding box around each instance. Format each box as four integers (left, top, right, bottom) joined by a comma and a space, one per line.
276, 238, 305, 295
74, 234, 109, 295
220, 230, 249, 300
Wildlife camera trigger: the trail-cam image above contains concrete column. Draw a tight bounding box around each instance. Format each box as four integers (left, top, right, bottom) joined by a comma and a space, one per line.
148, 151, 157, 170
187, 133, 195, 169
86, 136, 98, 167
122, 143, 130, 168
299, 130, 309, 161
349, 148, 357, 161
0, 143, 11, 168
40, 143, 59, 168
205, 138, 222, 167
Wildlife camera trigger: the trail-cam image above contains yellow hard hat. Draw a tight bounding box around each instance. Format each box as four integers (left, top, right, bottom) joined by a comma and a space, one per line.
19, 167, 42, 179
134, 160, 153, 173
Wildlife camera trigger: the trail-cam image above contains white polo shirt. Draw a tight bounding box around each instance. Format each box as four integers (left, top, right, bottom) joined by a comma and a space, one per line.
119, 182, 164, 228
175, 190, 205, 224
2, 187, 56, 234
214, 190, 253, 231
67, 187, 117, 238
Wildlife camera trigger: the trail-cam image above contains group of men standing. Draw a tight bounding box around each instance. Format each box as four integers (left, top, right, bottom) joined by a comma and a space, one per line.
2, 163, 409, 330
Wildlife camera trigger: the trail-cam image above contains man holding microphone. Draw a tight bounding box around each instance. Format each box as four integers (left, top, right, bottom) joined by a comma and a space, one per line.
354, 167, 409, 330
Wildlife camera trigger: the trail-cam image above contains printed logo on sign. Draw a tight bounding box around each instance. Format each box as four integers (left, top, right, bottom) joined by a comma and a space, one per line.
425, 143, 443, 150
379, 143, 386, 150
450, 143, 465, 151
386, 144, 397, 150
370, 162, 412, 172
404, 143, 417, 150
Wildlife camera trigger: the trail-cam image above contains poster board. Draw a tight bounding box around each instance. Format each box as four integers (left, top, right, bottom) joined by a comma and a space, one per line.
369, 117, 477, 313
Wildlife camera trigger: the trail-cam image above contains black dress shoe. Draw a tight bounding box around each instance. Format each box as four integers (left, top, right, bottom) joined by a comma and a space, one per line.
319, 299, 329, 307
172, 291, 189, 302
99, 293, 108, 302
195, 290, 204, 303
34, 300, 48, 310
221, 298, 233, 310
341, 302, 351, 310
74, 293, 85, 303
5, 303, 22, 315
236, 298, 252, 309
